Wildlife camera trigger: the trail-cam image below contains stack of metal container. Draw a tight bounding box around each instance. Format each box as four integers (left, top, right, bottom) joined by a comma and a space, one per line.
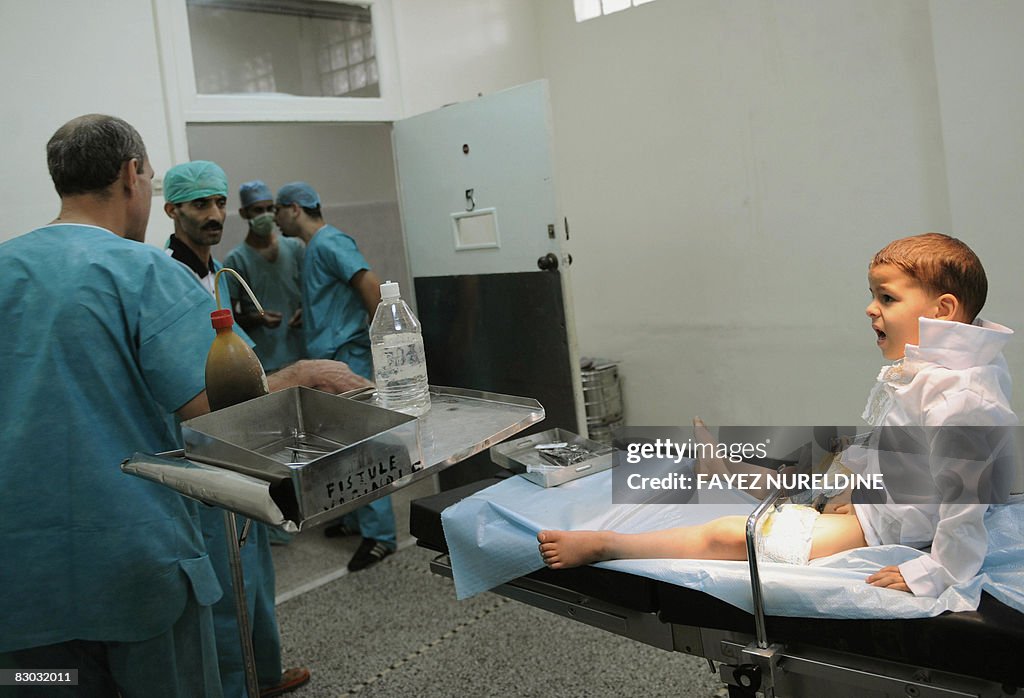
580, 358, 623, 445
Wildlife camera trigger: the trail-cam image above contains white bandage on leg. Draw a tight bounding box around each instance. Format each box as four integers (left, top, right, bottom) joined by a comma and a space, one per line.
756, 503, 820, 565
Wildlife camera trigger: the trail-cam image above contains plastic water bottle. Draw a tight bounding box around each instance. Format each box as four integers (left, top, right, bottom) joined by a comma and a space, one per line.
370, 281, 431, 416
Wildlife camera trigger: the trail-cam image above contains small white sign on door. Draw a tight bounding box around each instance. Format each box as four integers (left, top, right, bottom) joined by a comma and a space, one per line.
452, 208, 500, 250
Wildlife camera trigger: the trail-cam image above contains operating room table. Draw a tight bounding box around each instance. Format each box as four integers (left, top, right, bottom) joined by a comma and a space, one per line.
410, 477, 1024, 698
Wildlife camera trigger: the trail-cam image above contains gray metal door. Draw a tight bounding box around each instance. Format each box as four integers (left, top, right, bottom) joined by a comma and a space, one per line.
393, 80, 582, 485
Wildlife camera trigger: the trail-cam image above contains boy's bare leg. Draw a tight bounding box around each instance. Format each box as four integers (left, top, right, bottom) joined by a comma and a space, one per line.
538, 513, 867, 569
538, 516, 750, 569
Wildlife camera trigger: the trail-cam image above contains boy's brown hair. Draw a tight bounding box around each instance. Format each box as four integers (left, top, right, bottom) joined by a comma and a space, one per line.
871, 233, 987, 322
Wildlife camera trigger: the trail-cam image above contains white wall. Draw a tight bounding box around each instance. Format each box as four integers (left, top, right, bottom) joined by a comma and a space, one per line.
929, 2, 1024, 374
535, 0, 1023, 426
0, 0, 172, 245
391, 0, 544, 115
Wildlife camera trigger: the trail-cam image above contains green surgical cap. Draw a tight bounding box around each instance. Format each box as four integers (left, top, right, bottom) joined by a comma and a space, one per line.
164, 160, 229, 204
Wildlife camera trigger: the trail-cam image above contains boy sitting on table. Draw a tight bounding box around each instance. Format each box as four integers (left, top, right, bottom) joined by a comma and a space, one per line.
539, 233, 1017, 597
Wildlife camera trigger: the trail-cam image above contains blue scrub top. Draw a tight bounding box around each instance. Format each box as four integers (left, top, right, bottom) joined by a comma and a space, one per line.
224, 236, 306, 372
301, 225, 372, 378
164, 245, 254, 348
0, 224, 224, 652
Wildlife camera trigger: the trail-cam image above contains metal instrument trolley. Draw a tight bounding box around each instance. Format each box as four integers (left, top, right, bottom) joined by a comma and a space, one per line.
123, 385, 543, 697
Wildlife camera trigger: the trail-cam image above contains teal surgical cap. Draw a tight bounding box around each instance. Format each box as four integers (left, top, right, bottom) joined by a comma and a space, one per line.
276, 182, 321, 208
239, 180, 273, 208
164, 160, 229, 204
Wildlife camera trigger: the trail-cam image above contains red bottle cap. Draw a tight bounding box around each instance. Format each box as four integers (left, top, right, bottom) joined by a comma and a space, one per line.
210, 309, 234, 329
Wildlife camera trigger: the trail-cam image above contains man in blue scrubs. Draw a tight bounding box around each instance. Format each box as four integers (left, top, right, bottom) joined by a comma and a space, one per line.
224, 180, 306, 373
162, 162, 310, 697
162, 160, 236, 308
274, 181, 397, 571
0, 115, 368, 697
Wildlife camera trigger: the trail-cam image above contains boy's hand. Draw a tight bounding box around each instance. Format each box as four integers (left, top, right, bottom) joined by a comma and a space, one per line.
823, 500, 852, 515
822, 488, 852, 514
866, 566, 911, 593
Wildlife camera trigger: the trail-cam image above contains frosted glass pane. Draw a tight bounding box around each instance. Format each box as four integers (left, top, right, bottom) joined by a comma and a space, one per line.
187, 0, 378, 98
331, 43, 348, 69
333, 71, 350, 95
351, 63, 367, 90
348, 39, 364, 64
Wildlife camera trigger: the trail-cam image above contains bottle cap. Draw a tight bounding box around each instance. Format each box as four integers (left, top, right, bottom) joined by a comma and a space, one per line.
380, 280, 400, 300
210, 309, 234, 329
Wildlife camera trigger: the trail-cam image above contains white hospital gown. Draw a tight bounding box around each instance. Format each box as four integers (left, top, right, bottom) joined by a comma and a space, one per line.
844, 317, 1017, 597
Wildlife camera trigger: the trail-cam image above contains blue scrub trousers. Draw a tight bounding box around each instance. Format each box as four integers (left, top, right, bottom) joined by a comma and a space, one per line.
341, 496, 397, 548
1, 588, 222, 698
335, 343, 397, 549
201, 511, 283, 697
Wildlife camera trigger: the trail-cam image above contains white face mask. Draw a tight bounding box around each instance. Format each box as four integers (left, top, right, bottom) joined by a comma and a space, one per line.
249, 212, 274, 237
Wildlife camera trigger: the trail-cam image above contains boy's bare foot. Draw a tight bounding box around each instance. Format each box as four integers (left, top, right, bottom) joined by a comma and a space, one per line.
537, 529, 611, 569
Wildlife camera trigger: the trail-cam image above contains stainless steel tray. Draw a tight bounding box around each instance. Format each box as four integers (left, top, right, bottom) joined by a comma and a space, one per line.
122, 386, 543, 530
490, 427, 613, 487
181, 387, 421, 527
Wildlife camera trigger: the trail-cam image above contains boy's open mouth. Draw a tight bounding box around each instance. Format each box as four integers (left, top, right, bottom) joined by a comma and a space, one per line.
874, 327, 886, 341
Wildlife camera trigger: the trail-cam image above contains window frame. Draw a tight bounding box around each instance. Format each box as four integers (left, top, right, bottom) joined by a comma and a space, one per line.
154, 0, 402, 124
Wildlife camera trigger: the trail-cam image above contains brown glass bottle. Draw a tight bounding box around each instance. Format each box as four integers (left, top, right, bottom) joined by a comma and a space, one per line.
205, 309, 269, 411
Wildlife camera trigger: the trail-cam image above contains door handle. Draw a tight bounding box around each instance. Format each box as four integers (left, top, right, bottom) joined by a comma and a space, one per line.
537, 253, 559, 271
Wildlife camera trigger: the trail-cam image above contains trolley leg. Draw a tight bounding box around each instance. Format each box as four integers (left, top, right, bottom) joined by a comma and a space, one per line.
224, 511, 261, 698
